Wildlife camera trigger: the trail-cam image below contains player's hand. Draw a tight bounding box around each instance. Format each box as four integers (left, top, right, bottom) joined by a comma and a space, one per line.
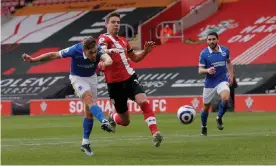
98, 61, 106, 71
22, 53, 34, 63
144, 41, 156, 53
228, 74, 234, 85
207, 67, 216, 75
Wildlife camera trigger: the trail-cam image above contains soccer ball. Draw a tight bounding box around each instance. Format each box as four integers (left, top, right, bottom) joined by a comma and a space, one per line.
177, 105, 196, 124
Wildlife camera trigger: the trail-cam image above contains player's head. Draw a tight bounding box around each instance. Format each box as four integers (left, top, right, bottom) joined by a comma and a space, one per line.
83, 36, 97, 61
207, 32, 219, 49
105, 12, 120, 35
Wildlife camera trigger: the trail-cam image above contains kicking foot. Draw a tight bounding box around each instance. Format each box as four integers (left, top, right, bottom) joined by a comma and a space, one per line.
101, 119, 115, 133
108, 110, 116, 132
152, 131, 163, 147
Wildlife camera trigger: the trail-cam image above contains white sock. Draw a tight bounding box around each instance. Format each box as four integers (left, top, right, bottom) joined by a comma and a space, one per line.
82, 138, 89, 145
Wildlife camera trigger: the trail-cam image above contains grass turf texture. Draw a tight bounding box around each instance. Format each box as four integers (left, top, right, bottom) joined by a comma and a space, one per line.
2, 112, 276, 165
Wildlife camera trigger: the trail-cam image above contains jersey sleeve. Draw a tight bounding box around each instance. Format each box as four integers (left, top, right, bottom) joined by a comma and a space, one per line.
97, 46, 106, 58
199, 51, 207, 67
226, 48, 230, 60
125, 39, 133, 53
98, 36, 109, 47
58, 44, 77, 58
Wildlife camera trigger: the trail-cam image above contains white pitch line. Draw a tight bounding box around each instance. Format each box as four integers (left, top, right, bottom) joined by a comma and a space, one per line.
2, 131, 276, 148
1, 141, 75, 147
1, 135, 151, 142
3, 131, 276, 142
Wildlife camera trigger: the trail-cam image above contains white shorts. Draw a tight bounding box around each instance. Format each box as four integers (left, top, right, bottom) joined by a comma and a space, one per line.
203, 81, 230, 104
69, 74, 98, 99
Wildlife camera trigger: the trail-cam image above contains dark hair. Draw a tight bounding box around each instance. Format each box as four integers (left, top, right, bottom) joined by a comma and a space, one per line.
207, 32, 219, 39
83, 36, 96, 50
105, 12, 120, 23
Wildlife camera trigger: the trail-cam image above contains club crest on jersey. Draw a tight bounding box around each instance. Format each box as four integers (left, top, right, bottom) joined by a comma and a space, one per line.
221, 51, 227, 56
99, 38, 105, 43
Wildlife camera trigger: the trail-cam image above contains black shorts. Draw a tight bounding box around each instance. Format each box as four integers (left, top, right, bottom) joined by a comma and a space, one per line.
107, 74, 145, 114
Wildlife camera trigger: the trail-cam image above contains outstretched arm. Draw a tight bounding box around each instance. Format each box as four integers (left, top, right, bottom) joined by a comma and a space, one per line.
127, 41, 155, 63
22, 52, 61, 63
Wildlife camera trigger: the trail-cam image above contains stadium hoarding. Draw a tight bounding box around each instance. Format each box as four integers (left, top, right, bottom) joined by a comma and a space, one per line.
1, 64, 276, 100
29, 96, 203, 115
0, 100, 13, 116
235, 94, 276, 112
125, 65, 276, 96
1, 73, 70, 100
97, 65, 276, 97
29, 94, 276, 115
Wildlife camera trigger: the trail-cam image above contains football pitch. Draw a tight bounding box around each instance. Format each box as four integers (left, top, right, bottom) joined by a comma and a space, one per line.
2, 112, 276, 165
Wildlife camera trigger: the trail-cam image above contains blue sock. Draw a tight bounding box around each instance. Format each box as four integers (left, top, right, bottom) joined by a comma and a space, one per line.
201, 111, 209, 127
89, 105, 105, 123
218, 101, 228, 118
83, 117, 93, 139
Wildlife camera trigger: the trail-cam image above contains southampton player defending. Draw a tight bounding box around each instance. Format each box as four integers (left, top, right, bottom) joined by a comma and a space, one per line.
198, 32, 234, 136
22, 37, 115, 156
97, 12, 163, 147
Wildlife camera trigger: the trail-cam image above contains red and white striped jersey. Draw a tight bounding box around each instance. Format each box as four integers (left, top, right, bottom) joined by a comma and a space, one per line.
98, 33, 135, 83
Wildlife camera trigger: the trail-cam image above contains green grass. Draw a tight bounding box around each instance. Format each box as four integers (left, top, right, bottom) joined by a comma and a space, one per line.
2, 112, 276, 165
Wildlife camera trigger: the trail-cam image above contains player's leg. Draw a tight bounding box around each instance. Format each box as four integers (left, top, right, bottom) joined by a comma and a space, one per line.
82, 91, 114, 132
216, 82, 230, 130
134, 93, 163, 147
107, 82, 130, 128
70, 79, 95, 156
71, 75, 114, 133
81, 104, 94, 156
87, 75, 115, 133
110, 97, 130, 127
201, 87, 216, 136
130, 75, 163, 147
201, 104, 211, 136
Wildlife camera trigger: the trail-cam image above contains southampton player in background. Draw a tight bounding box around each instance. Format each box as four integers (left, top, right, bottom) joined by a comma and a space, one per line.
22, 37, 115, 156
198, 32, 234, 136
97, 12, 163, 147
